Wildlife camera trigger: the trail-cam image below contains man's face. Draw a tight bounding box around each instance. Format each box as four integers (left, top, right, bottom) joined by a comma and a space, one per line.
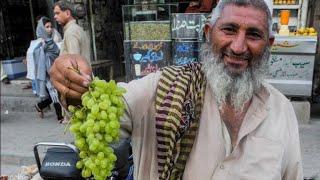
207, 4, 270, 76
54, 6, 69, 26
202, 4, 272, 110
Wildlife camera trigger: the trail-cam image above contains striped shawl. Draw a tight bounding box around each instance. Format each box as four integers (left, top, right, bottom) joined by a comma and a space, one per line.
155, 63, 206, 180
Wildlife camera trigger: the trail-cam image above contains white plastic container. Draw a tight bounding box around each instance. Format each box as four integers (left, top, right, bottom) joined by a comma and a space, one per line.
1, 57, 27, 80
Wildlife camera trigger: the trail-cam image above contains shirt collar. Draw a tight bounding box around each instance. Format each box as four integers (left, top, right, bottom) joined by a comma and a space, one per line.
255, 82, 271, 108
236, 82, 271, 144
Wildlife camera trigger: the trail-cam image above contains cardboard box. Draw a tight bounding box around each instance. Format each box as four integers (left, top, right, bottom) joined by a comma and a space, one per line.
1, 57, 27, 80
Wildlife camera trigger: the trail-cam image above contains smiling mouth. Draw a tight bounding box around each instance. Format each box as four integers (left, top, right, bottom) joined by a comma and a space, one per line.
224, 56, 248, 70
224, 53, 249, 62
222, 53, 249, 74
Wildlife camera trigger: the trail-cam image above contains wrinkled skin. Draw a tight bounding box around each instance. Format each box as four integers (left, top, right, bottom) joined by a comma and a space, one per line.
49, 54, 92, 99
202, 4, 274, 147
204, 4, 274, 76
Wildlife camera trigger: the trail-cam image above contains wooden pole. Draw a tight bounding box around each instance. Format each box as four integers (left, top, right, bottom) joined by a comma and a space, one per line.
29, 0, 36, 38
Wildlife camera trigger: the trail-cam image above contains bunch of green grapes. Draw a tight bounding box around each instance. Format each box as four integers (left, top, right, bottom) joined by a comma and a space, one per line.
68, 77, 126, 180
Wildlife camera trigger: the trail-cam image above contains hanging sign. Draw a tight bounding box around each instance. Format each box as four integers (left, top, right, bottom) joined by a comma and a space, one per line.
124, 40, 172, 79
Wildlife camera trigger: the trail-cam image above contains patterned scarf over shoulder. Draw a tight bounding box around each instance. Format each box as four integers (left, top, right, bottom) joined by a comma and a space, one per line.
155, 62, 206, 180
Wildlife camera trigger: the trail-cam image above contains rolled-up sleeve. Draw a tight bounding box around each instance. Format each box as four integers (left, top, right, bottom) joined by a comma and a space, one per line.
117, 71, 162, 139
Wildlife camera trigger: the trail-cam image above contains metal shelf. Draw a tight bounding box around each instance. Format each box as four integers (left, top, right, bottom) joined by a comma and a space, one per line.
273, 5, 300, 9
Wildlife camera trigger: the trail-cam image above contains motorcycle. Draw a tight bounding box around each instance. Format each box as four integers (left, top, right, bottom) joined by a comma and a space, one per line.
33, 139, 132, 180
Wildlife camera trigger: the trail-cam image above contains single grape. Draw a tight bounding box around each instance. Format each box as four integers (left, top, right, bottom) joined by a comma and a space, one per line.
68, 105, 76, 113
91, 91, 100, 98
108, 112, 117, 121
109, 120, 120, 129
75, 110, 85, 119
107, 106, 117, 114
81, 168, 91, 178
79, 151, 87, 159
87, 99, 95, 109
76, 160, 83, 169
91, 104, 99, 115
93, 123, 100, 132
100, 111, 108, 120
100, 94, 109, 100
104, 134, 113, 143
99, 120, 106, 128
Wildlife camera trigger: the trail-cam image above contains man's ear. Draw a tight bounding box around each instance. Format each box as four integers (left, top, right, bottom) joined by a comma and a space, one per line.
66, 9, 72, 17
204, 23, 212, 41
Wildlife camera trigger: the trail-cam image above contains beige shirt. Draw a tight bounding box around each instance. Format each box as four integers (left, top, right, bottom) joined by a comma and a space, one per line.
118, 71, 303, 180
61, 20, 91, 64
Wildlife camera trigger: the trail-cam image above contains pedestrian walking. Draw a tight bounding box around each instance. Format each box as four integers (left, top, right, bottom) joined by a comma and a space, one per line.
29, 16, 63, 122
53, 0, 91, 64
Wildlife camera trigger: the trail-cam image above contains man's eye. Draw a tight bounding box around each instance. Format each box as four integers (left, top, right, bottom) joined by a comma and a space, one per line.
222, 27, 236, 34
247, 32, 262, 39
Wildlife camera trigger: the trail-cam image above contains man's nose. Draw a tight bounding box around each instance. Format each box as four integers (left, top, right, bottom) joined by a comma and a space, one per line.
230, 32, 248, 55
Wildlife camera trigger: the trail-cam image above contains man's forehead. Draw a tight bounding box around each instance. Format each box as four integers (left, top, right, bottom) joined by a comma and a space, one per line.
54, 6, 61, 11
218, 5, 269, 31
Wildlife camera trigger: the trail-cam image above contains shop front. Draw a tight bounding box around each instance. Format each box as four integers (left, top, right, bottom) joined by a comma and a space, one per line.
266, 35, 317, 97
121, 0, 319, 102
122, 1, 212, 81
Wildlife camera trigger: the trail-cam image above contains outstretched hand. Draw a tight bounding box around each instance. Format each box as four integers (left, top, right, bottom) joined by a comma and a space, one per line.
50, 54, 92, 100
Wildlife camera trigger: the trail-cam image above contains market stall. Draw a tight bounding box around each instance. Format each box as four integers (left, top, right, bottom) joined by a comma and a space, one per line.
267, 0, 318, 98
121, 0, 319, 101
122, 3, 178, 80
122, 2, 211, 80
266, 35, 317, 97
171, 13, 207, 65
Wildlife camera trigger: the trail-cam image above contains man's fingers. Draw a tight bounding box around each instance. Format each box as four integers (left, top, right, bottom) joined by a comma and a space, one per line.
54, 55, 73, 70
65, 67, 91, 87
53, 80, 83, 99
64, 87, 83, 99
51, 59, 90, 89
68, 81, 88, 94
50, 54, 93, 99
69, 54, 92, 78
51, 73, 87, 98
51, 76, 66, 96
74, 54, 92, 76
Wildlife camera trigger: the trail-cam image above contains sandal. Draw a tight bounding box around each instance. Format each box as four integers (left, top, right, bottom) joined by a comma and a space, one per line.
60, 116, 70, 124
58, 119, 63, 124
35, 104, 44, 119
58, 116, 70, 124
57, 117, 64, 123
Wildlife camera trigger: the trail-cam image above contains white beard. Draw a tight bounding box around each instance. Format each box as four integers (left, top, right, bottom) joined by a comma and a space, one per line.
201, 42, 270, 111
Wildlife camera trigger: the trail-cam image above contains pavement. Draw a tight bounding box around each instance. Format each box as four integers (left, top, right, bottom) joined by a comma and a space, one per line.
1, 80, 320, 179
1, 81, 74, 176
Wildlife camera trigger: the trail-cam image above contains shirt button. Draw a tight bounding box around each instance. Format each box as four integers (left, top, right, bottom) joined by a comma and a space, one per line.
220, 164, 225, 169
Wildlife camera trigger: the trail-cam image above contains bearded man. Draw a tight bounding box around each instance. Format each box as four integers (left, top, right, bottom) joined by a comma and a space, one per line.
50, 0, 303, 179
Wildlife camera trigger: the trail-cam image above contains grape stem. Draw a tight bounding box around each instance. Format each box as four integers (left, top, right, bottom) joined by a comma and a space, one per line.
62, 107, 72, 134
67, 66, 81, 74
